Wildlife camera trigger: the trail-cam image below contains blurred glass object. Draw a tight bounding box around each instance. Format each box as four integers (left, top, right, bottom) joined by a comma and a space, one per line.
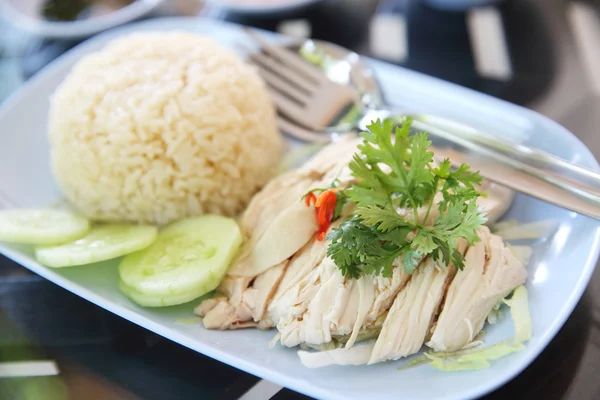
170, 0, 204, 15
424, 0, 504, 11
0, 0, 163, 39
41, 0, 135, 22
0, 17, 35, 102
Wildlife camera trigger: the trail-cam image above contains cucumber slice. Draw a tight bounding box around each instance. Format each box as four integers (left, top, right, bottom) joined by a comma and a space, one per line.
36, 225, 157, 268
0, 208, 90, 245
118, 215, 242, 307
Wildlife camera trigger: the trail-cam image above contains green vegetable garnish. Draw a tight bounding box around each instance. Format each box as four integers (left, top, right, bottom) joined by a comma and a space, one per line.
36, 224, 157, 268
0, 209, 90, 246
118, 215, 242, 307
327, 118, 486, 277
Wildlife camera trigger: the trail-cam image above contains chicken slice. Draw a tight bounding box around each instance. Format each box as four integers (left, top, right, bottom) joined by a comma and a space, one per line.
228, 181, 317, 277
365, 265, 411, 325
242, 261, 289, 328
266, 234, 330, 325
337, 262, 410, 348
196, 299, 258, 330
344, 277, 375, 348
275, 257, 411, 349
196, 260, 288, 330
368, 241, 468, 364
300, 257, 348, 345
195, 275, 254, 329
266, 215, 410, 348
228, 137, 361, 278
426, 226, 527, 352
275, 255, 341, 347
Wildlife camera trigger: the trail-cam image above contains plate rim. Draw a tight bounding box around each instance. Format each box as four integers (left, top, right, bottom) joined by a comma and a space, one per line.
0, 0, 164, 39
204, 0, 322, 14
0, 16, 599, 400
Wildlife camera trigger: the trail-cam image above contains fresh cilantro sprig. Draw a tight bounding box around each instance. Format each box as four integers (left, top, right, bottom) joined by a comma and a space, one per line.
326, 118, 486, 278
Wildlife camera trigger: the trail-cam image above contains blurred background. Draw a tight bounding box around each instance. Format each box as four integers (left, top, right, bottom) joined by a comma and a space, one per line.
1, 0, 600, 399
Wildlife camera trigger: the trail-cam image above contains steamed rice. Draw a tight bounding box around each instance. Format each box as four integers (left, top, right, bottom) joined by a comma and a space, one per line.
49, 32, 283, 225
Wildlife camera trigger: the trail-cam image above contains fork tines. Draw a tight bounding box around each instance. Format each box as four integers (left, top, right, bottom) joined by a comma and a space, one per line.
244, 27, 358, 132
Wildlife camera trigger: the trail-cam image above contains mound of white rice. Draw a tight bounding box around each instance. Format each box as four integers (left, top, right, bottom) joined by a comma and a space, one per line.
49, 32, 283, 225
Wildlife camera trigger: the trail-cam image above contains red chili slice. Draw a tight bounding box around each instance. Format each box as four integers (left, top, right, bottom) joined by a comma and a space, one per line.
305, 192, 317, 207
315, 190, 335, 208
314, 190, 337, 241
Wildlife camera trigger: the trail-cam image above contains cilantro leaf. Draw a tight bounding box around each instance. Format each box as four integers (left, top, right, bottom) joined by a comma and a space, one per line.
411, 230, 438, 255
326, 216, 411, 278
355, 204, 408, 232
407, 133, 435, 188
403, 248, 421, 274
321, 118, 486, 277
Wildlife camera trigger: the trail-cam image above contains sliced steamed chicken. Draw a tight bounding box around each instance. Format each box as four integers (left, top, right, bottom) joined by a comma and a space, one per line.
426, 226, 527, 352
199, 261, 291, 330
196, 135, 525, 368
196, 275, 255, 329
368, 240, 468, 364
228, 136, 361, 278
271, 251, 410, 348
196, 137, 361, 328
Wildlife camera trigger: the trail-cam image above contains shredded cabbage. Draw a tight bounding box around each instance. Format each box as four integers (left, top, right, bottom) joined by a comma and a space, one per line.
300, 341, 342, 352
397, 355, 431, 371
269, 333, 281, 349
491, 219, 519, 233
494, 220, 557, 240
504, 286, 532, 342
506, 243, 533, 265
424, 340, 526, 371
425, 353, 490, 371
460, 341, 526, 362
461, 339, 484, 350
335, 327, 381, 346
299, 43, 328, 68
175, 317, 203, 325
487, 309, 504, 325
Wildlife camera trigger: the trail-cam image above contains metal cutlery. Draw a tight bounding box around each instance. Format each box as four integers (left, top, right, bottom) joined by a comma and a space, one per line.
245, 29, 600, 220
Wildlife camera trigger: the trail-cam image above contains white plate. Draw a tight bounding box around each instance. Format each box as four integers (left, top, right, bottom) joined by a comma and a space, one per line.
0, 0, 163, 39
0, 17, 599, 400
205, 0, 322, 15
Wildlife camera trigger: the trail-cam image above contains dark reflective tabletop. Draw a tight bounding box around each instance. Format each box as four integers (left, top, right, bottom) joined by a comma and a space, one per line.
1, 0, 600, 399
